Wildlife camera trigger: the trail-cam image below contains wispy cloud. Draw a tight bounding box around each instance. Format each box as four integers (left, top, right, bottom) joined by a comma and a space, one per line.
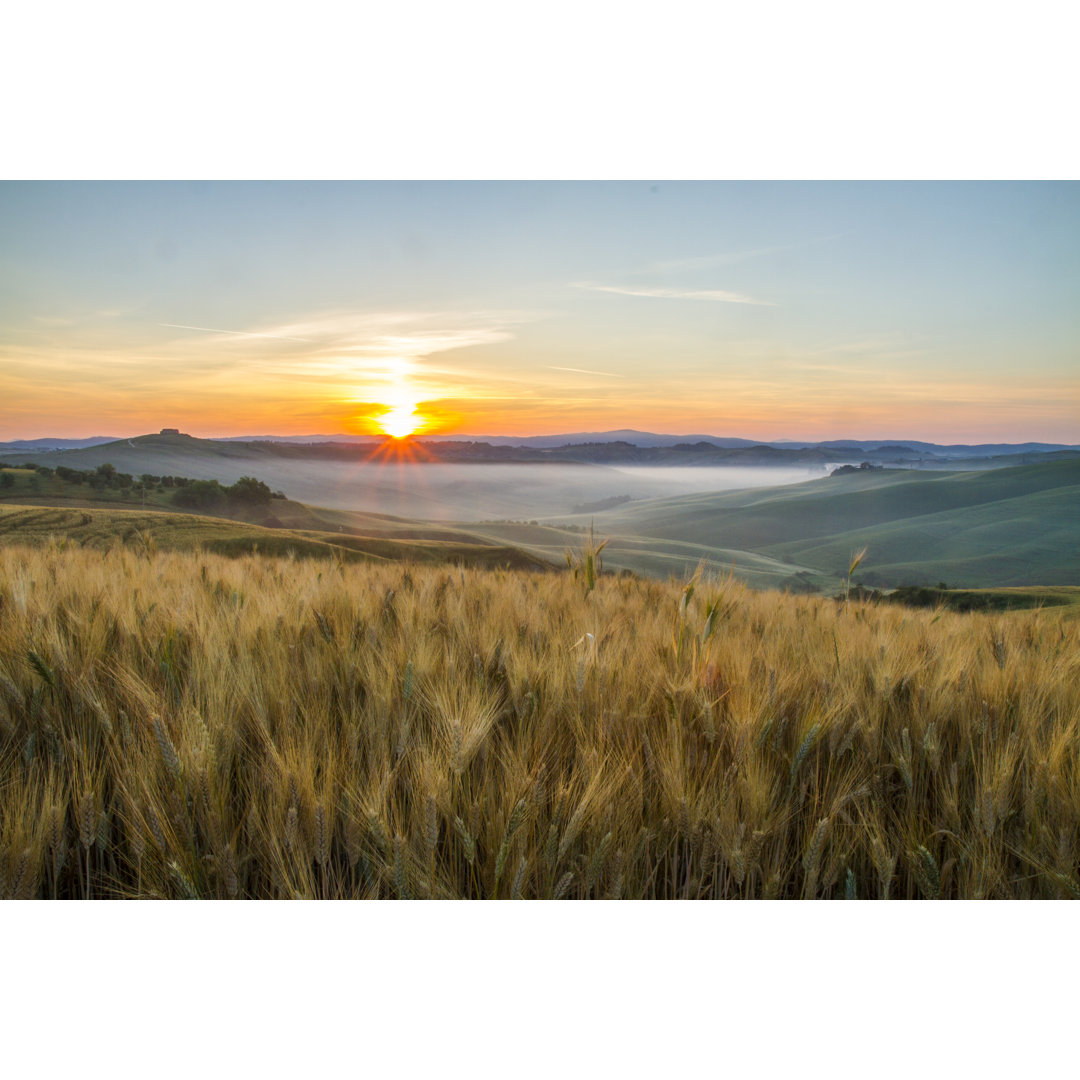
651, 247, 787, 272
568, 234, 840, 307
651, 235, 842, 273
159, 322, 314, 343
570, 282, 773, 305
546, 365, 622, 378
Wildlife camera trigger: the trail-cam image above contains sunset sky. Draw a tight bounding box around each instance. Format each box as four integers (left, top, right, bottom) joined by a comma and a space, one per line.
2, 180, 1077, 443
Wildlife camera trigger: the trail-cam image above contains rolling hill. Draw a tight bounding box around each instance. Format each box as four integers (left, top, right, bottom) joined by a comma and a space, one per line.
4, 444, 1076, 591
572, 458, 1080, 587
0, 503, 553, 571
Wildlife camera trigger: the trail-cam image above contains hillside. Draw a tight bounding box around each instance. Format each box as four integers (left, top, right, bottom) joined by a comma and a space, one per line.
559, 458, 1080, 588
0, 503, 552, 572
468, 519, 830, 591
0, 460, 523, 542
5, 450, 1077, 591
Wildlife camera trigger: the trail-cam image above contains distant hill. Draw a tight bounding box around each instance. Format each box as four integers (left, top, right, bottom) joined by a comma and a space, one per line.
4, 428, 1076, 460
6, 430, 1077, 473
772, 438, 1078, 458
210, 433, 383, 444
420, 429, 764, 449
240, 429, 1078, 455
0, 436, 119, 450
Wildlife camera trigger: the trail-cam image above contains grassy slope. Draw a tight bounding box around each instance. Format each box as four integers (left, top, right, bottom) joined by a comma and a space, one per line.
583, 458, 1080, 587
0, 503, 553, 572
0, 463, 554, 571
765, 485, 1079, 587
466, 520, 827, 589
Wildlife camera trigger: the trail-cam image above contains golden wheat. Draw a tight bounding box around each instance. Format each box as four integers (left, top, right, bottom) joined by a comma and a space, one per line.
0, 543, 1077, 898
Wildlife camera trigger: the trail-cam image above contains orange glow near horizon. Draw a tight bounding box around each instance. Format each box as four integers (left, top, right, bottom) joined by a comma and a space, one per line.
3, 376, 1079, 446
5, 384, 1080, 444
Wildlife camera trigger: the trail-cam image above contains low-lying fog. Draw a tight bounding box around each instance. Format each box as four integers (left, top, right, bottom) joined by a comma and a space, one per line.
257, 462, 828, 521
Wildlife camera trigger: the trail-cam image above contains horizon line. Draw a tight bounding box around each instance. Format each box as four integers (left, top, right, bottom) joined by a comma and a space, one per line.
2, 428, 1078, 448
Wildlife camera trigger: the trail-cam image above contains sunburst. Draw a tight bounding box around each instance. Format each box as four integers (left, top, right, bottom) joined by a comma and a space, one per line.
379, 403, 422, 439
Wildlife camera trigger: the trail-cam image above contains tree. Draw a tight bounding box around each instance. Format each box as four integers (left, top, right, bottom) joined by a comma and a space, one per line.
227, 476, 273, 505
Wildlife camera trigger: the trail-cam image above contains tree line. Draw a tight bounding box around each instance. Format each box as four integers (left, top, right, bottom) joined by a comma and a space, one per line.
0, 462, 283, 508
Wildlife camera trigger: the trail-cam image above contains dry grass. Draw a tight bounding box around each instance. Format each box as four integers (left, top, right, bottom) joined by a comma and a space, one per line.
0, 542, 1077, 899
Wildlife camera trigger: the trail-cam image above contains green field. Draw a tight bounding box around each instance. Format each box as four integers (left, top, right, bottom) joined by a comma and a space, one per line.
568, 458, 1080, 588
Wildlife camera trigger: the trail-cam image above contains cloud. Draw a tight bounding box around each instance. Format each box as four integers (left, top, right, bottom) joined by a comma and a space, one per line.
168, 309, 534, 363
570, 282, 773, 305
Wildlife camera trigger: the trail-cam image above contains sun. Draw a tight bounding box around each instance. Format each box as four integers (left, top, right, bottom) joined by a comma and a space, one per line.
379, 403, 422, 439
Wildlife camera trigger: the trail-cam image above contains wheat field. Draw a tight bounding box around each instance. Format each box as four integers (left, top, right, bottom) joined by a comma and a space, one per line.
0, 540, 1077, 899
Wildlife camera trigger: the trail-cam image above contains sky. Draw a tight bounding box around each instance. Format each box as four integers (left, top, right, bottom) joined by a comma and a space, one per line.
1, 180, 1078, 443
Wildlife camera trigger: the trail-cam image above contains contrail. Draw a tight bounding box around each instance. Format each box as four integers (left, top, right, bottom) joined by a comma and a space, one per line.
159, 323, 312, 343
570, 282, 772, 305
547, 365, 622, 378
